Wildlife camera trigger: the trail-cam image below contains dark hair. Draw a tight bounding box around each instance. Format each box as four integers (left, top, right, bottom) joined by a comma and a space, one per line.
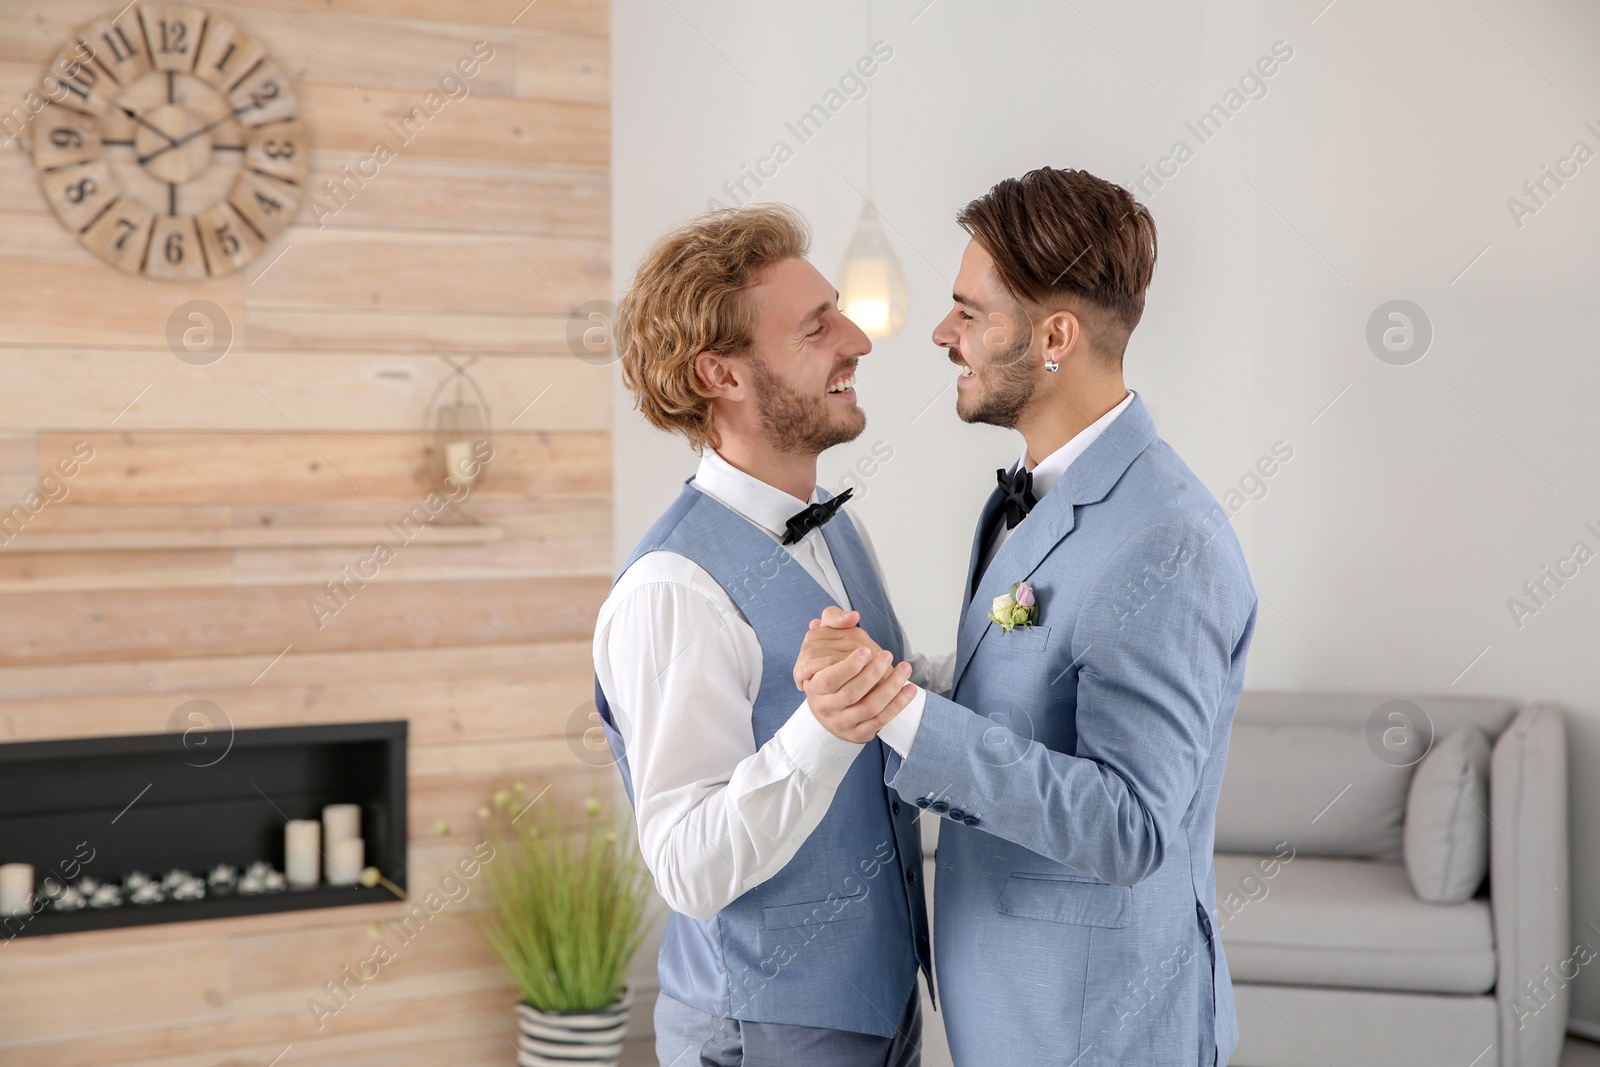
957, 167, 1157, 353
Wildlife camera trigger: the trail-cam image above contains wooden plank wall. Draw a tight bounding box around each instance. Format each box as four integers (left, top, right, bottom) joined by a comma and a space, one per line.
0, 2, 638, 1064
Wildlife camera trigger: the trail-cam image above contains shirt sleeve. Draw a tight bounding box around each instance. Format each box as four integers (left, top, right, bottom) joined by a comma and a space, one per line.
595, 563, 865, 920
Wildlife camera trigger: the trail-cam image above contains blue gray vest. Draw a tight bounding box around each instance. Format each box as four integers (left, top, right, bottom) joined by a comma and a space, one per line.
594, 480, 931, 1037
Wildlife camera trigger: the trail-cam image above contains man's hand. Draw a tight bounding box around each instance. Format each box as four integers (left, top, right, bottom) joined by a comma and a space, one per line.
797, 606, 915, 743
804, 646, 916, 743
792, 606, 881, 690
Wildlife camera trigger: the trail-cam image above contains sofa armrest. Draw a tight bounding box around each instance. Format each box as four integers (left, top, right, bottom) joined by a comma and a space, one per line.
1491, 704, 1568, 1067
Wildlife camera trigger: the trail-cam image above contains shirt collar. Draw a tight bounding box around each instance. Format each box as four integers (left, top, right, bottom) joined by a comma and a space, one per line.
691, 449, 819, 539
1020, 389, 1136, 500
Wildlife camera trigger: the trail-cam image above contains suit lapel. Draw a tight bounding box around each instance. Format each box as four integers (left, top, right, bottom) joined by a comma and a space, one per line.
952, 479, 1078, 688
950, 394, 1160, 692
964, 484, 1007, 613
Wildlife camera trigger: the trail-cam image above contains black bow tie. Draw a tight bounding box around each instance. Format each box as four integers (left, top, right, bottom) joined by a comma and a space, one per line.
996, 467, 1037, 530
783, 488, 853, 545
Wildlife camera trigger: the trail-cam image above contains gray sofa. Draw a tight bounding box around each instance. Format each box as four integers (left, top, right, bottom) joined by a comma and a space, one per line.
1216, 692, 1568, 1067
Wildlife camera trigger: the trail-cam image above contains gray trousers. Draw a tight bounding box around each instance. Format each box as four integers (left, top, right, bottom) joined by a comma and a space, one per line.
653, 988, 922, 1067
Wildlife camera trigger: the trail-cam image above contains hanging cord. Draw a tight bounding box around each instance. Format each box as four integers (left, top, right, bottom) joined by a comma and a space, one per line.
864, 0, 874, 197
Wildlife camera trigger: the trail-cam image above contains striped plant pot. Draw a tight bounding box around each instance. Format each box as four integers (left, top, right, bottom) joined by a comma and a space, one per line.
514, 987, 632, 1067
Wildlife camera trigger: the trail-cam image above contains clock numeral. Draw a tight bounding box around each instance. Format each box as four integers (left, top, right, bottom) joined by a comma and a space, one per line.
250, 81, 280, 110
159, 19, 189, 55
228, 170, 299, 244
140, 7, 203, 73
145, 216, 208, 281
229, 61, 295, 127
112, 217, 137, 251
99, 26, 136, 64
64, 177, 96, 204
81, 198, 155, 276
40, 45, 113, 116
33, 107, 102, 171
243, 121, 308, 183
196, 203, 263, 277
41, 160, 116, 232
56, 59, 99, 102
193, 18, 265, 92
74, 13, 152, 87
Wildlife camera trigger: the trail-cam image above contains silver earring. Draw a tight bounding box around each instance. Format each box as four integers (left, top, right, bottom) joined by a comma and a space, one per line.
1043, 358, 1059, 372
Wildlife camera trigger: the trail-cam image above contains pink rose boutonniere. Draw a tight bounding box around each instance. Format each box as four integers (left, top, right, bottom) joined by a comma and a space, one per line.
989, 580, 1039, 633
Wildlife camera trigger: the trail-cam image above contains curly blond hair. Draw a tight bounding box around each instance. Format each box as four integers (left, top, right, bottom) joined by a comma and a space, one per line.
615, 204, 810, 452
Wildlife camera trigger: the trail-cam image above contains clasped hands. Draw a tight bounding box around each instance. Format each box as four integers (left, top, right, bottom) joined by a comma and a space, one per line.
792, 606, 917, 743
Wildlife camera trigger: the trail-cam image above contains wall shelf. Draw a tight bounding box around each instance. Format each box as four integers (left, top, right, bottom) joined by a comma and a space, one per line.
0, 720, 407, 939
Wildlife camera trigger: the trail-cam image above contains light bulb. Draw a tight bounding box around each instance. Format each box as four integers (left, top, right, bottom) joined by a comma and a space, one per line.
838, 201, 909, 339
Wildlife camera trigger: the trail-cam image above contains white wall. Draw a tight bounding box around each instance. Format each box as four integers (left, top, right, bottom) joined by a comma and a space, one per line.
613, 0, 1600, 1027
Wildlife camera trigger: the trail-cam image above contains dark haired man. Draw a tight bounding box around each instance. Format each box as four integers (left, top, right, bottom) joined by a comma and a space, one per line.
796, 167, 1258, 1065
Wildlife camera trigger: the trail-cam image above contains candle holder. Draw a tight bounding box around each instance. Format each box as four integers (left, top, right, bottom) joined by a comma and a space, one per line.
170, 878, 205, 902
128, 882, 165, 905
427, 358, 492, 492
88, 884, 122, 909
207, 864, 238, 894
50, 886, 86, 912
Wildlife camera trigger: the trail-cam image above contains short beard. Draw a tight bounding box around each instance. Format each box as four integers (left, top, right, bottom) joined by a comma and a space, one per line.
956, 331, 1037, 428
745, 354, 865, 455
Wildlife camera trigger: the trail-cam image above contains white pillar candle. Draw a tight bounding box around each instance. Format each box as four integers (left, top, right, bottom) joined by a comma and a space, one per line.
445, 439, 475, 484
322, 804, 361, 844
285, 820, 321, 887
0, 864, 31, 914
327, 837, 364, 886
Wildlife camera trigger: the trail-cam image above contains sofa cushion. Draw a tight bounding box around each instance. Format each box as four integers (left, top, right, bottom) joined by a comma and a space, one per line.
1404, 727, 1491, 903
1215, 853, 1495, 994
1215, 723, 1414, 860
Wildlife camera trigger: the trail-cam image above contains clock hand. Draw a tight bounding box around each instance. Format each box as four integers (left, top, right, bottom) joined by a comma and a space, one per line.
114, 104, 180, 147
137, 106, 250, 166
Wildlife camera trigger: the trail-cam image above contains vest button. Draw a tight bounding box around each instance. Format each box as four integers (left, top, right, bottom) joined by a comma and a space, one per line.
931, 800, 949, 814
962, 814, 980, 827
947, 808, 964, 821
892, 801, 901, 815
915, 797, 931, 809
905, 868, 917, 884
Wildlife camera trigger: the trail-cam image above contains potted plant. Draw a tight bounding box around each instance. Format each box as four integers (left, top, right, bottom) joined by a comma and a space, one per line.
479, 787, 654, 1067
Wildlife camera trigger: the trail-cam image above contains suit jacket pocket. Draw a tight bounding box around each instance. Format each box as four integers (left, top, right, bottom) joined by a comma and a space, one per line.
761, 891, 868, 930
995, 622, 1051, 653
996, 872, 1133, 929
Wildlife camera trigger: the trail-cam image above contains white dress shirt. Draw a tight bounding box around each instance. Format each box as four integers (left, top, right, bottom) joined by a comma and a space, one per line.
878, 390, 1137, 760
593, 449, 949, 921
977, 389, 1136, 579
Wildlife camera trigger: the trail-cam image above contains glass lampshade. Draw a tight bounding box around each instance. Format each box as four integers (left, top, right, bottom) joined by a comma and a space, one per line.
838, 201, 909, 339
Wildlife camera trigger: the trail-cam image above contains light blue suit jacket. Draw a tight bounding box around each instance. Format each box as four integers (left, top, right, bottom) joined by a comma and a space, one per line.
887, 395, 1257, 1066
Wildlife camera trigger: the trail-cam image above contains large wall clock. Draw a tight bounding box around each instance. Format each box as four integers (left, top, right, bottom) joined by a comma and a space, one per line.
31, 4, 307, 280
